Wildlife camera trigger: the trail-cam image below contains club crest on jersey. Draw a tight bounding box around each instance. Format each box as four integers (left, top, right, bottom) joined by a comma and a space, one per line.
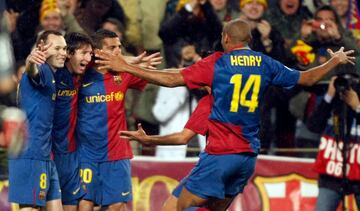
113, 75, 122, 84
39, 190, 46, 200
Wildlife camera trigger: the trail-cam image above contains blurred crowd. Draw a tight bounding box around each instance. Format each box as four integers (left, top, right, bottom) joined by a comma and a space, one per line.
2, 0, 360, 161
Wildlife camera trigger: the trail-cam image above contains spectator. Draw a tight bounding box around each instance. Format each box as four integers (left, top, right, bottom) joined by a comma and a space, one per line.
11, 0, 85, 61
240, 0, 297, 154
75, 0, 125, 35
292, 5, 360, 156
159, 0, 223, 67
210, 0, 240, 22
153, 43, 202, 159
330, 0, 360, 44
264, 0, 312, 66
300, 5, 360, 76
307, 76, 360, 211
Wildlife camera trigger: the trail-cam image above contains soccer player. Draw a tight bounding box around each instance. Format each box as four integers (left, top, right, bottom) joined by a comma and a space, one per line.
95, 19, 356, 210
52, 32, 93, 211
120, 94, 212, 211
9, 30, 66, 211
76, 29, 161, 211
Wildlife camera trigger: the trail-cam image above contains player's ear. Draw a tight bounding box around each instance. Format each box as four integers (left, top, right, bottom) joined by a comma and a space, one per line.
223, 33, 231, 44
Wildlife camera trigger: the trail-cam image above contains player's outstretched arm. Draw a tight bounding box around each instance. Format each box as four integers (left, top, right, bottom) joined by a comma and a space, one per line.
95, 49, 185, 87
298, 47, 355, 86
119, 123, 195, 145
25, 40, 52, 79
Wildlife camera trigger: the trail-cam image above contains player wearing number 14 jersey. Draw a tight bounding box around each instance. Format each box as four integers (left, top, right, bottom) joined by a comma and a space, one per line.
94, 19, 356, 209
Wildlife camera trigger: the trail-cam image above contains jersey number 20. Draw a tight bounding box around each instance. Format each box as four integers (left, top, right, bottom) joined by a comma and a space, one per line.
230, 74, 261, 113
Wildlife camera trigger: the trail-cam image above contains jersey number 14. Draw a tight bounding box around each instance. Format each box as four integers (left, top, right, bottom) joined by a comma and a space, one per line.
230, 74, 261, 113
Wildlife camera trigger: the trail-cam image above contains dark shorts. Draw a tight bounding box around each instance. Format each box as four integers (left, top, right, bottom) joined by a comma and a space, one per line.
54, 152, 85, 205
173, 152, 256, 199
80, 160, 132, 205
8, 159, 61, 206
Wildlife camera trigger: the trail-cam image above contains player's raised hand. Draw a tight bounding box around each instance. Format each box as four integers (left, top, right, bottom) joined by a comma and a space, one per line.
94, 49, 127, 72
27, 40, 52, 65
327, 47, 355, 65
119, 123, 149, 144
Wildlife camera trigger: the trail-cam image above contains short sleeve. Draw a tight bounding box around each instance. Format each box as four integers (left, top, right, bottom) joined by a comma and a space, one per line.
268, 59, 300, 89
127, 73, 147, 91
180, 52, 223, 89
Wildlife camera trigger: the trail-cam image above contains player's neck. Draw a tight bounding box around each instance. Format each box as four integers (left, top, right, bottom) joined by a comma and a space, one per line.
48, 64, 58, 73
226, 43, 249, 52
65, 62, 74, 74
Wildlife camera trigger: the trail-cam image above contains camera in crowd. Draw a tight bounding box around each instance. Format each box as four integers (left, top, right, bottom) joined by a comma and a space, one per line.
334, 73, 360, 94
312, 20, 326, 30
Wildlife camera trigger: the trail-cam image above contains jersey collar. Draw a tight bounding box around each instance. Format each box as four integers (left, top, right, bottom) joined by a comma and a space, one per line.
227, 44, 251, 52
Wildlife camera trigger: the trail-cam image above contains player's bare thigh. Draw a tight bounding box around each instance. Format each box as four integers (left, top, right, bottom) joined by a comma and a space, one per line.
161, 195, 178, 211
177, 187, 235, 211
63, 204, 77, 211
79, 199, 94, 211
45, 199, 63, 211
177, 187, 207, 210
19, 205, 40, 211
108, 202, 127, 211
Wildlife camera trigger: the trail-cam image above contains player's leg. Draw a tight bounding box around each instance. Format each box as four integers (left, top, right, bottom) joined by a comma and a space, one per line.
162, 176, 189, 211
8, 159, 50, 210
221, 153, 256, 210
79, 200, 94, 211
161, 195, 178, 211
45, 161, 63, 211
177, 187, 208, 210
108, 202, 127, 211
101, 160, 132, 208
63, 205, 77, 211
206, 197, 234, 211
18, 205, 40, 211
45, 199, 63, 211
54, 152, 85, 211
78, 162, 100, 211
176, 152, 228, 210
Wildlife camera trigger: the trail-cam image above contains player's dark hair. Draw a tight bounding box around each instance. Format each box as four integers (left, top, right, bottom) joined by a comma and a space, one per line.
91, 29, 118, 49
36, 30, 63, 46
65, 32, 93, 55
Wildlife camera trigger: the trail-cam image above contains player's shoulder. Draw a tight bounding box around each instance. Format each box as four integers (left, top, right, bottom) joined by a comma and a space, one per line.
82, 67, 100, 81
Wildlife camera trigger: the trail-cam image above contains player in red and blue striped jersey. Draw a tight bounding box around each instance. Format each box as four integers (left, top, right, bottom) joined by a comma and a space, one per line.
120, 94, 212, 211
9, 31, 66, 210
52, 32, 93, 211
76, 29, 161, 210
95, 19, 356, 210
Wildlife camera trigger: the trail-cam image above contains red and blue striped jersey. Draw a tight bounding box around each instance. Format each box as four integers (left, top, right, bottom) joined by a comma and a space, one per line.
17, 63, 56, 160
77, 68, 147, 162
52, 67, 81, 153
181, 48, 300, 154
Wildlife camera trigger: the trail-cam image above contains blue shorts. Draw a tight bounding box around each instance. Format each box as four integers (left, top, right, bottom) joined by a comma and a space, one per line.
179, 152, 256, 199
8, 159, 61, 207
54, 152, 85, 205
80, 160, 132, 205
